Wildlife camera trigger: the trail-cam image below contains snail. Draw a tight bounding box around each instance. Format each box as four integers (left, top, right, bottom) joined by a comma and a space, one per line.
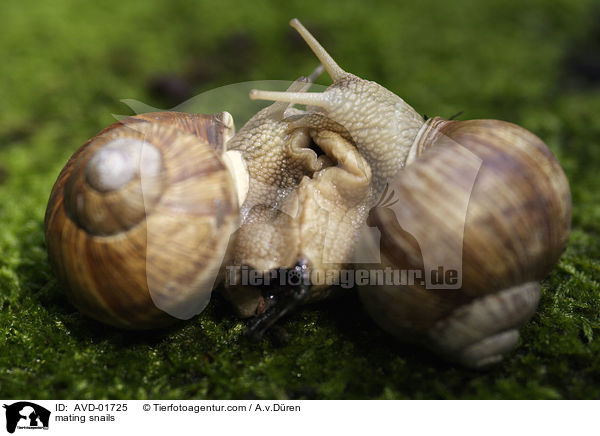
44, 111, 245, 329
357, 118, 571, 367
249, 19, 571, 366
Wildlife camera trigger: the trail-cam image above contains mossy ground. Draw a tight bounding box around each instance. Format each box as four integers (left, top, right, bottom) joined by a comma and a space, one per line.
1, 0, 599, 399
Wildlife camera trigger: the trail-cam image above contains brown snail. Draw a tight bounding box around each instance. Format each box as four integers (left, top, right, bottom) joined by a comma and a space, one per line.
44, 112, 243, 329
250, 19, 571, 366
357, 118, 571, 367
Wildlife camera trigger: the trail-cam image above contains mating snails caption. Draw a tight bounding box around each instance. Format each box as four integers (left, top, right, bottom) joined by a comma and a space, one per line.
44, 18, 571, 368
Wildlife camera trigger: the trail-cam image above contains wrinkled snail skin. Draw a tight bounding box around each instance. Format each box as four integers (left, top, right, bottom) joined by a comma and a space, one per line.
251, 20, 571, 366
358, 118, 571, 368
250, 19, 424, 199
44, 113, 241, 329
223, 76, 373, 317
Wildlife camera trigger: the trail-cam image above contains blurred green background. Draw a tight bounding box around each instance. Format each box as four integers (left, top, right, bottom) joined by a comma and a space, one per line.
1, 0, 599, 399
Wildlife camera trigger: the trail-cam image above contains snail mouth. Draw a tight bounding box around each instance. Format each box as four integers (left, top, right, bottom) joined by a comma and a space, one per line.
245, 260, 311, 341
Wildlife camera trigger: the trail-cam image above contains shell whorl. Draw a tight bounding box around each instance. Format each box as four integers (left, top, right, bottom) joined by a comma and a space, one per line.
86, 137, 162, 193
64, 124, 168, 236
45, 112, 239, 329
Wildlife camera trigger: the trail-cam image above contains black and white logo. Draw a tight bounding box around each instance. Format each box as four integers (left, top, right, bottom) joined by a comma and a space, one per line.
3, 402, 50, 433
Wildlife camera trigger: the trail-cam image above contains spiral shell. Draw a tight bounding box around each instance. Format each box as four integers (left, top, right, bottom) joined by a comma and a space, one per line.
45, 112, 239, 329
358, 117, 571, 367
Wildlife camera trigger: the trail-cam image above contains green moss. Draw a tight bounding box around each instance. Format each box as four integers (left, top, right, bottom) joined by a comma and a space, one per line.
1, 0, 599, 399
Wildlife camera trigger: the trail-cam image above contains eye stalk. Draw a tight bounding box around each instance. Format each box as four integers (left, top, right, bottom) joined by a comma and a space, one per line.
250, 18, 424, 196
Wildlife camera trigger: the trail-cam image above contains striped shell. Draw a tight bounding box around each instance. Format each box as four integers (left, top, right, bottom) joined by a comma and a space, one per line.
358, 117, 571, 367
44, 112, 239, 329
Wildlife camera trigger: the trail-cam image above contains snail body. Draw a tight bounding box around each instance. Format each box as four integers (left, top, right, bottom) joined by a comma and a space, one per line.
223, 73, 373, 322
45, 112, 242, 329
